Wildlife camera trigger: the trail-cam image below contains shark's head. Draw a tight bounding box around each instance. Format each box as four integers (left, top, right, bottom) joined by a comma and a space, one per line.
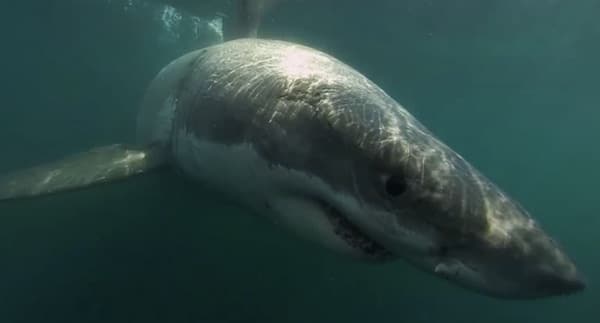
258, 91, 585, 298
254, 43, 585, 298
306, 116, 586, 298
245, 42, 585, 299
301, 94, 586, 298
299, 90, 586, 298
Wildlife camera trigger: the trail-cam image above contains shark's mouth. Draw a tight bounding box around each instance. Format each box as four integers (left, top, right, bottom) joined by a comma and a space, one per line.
318, 200, 393, 261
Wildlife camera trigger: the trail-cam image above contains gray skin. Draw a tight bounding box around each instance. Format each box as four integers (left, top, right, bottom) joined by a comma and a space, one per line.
137, 38, 584, 299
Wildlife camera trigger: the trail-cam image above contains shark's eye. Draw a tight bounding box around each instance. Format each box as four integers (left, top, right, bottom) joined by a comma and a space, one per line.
385, 175, 407, 197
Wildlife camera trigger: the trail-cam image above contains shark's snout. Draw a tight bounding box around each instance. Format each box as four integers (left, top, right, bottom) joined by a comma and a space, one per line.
441, 219, 587, 299
522, 231, 586, 297
533, 267, 585, 296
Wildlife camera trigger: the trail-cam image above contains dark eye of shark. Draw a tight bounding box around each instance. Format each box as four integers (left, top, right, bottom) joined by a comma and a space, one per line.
384, 175, 407, 197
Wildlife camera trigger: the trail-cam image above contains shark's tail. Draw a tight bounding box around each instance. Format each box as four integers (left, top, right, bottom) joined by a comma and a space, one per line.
223, 0, 280, 40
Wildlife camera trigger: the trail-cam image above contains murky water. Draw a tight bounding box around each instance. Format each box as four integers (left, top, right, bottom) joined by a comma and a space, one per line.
0, 1, 598, 322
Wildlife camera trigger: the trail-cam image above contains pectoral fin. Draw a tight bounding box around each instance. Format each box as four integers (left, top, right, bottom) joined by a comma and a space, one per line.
0, 144, 166, 201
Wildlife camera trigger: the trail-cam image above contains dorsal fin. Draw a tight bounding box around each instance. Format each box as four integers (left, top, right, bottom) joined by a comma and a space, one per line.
223, 0, 279, 40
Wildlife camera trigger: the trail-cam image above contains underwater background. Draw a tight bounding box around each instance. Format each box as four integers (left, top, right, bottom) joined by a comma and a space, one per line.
0, 0, 598, 322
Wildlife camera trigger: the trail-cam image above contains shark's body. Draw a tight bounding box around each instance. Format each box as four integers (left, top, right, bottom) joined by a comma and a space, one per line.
0, 1, 584, 299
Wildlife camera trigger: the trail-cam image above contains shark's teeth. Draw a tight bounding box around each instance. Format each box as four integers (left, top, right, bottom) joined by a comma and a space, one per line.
319, 200, 393, 261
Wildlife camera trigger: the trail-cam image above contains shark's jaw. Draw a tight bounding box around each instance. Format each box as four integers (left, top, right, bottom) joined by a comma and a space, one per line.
316, 198, 393, 261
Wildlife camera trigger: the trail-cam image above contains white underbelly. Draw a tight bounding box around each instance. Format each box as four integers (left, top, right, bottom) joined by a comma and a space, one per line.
172, 131, 276, 212
170, 130, 380, 259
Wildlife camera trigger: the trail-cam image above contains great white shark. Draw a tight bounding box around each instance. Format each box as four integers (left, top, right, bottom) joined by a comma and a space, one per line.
0, 0, 585, 299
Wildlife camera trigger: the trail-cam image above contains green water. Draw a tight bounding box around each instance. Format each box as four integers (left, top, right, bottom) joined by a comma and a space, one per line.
0, 1, 598, 322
